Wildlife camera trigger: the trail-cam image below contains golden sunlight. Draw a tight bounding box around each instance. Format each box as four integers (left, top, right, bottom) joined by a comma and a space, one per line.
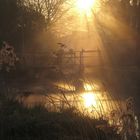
82, 92, 97, 107
84, 83, 94, 91
76, 0, 96, 12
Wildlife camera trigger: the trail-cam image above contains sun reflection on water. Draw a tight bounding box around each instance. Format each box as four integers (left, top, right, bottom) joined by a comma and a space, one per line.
82, 92, 97, 108
84, 83, 94, 91
18, 82, 122, 119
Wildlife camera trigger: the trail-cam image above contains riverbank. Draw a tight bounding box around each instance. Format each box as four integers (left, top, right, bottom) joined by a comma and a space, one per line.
0, 95, 119, 140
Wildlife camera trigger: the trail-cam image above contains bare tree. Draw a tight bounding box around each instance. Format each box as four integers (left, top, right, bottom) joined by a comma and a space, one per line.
24, 0, 73, 28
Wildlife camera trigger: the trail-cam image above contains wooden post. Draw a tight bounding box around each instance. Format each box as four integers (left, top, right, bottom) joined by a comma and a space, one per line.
79, 49, 84, 76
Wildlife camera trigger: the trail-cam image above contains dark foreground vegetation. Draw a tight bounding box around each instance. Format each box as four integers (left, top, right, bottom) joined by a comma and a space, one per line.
0, 95, 119, 140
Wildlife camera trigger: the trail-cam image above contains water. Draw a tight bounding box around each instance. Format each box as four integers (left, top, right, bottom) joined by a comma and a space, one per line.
15, 81, 140, 139
16, 82, 123, 119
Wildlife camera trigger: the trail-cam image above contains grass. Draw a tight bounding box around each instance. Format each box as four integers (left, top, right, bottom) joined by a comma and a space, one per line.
0, 95, 120, 140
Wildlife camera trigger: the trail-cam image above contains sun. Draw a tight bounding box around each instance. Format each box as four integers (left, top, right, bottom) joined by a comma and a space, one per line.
76, 0, 96, 12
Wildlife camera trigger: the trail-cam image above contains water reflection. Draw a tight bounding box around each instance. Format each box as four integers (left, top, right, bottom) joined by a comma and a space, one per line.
82, 92, 97, 107
17, 82, 122, 119
84, 83, 94, 91
15, 82, 139, 139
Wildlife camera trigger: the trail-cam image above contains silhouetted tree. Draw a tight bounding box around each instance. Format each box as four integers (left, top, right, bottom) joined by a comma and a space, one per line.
0, 0, 46, 50
25, 0, 72, 28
